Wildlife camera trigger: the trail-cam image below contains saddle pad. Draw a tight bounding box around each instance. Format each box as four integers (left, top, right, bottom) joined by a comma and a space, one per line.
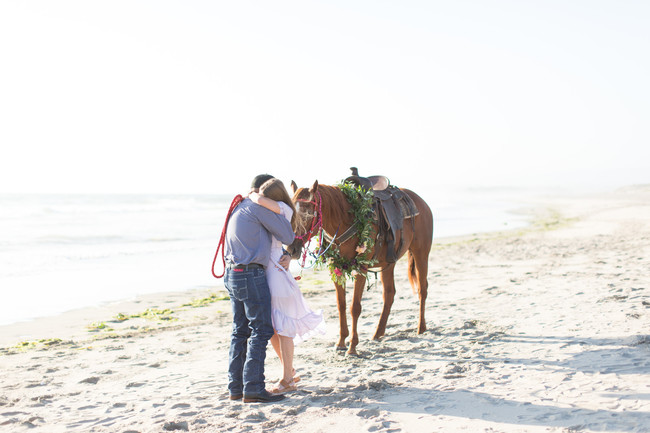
371, 187, 420, 263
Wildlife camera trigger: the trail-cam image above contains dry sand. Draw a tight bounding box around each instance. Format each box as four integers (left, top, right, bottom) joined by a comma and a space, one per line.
1, 186, 649, 433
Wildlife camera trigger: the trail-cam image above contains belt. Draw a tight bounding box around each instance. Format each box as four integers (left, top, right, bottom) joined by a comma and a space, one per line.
227, 263, 264, 271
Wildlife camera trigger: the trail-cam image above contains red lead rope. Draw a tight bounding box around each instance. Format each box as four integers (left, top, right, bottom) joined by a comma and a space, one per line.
211, 194, 244, 279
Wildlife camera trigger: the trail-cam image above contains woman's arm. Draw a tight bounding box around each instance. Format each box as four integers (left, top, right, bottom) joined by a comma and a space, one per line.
249, 192, 282, 214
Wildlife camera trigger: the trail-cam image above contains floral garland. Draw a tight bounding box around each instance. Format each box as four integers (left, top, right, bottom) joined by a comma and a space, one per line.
315, 181, 378, 285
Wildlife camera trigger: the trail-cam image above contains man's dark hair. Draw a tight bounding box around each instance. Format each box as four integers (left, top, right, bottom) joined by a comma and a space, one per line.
251, 174, 275, 189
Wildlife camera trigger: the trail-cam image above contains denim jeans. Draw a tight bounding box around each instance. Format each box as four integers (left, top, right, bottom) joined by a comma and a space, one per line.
224, 267, 274, 396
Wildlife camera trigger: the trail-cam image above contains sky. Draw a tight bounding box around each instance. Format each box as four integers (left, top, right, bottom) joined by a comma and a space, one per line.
1, 0, 649, 195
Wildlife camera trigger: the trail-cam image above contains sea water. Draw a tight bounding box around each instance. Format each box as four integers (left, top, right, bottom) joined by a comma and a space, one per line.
0, 189, 529, 326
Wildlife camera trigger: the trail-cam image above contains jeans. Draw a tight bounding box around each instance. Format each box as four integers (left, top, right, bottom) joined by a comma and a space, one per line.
224, 267, 274, 396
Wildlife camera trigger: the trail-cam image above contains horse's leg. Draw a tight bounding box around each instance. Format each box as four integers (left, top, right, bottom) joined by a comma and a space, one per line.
347, 274, 366, 355
373, 263, 396, 340
334, 282, 349, 350
412, 247, 429, 334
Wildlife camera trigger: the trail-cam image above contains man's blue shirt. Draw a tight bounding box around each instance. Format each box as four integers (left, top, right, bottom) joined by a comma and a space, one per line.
224, 198, 295, 267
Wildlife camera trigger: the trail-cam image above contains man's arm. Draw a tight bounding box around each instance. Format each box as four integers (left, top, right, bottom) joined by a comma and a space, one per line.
256, 207, 295, 245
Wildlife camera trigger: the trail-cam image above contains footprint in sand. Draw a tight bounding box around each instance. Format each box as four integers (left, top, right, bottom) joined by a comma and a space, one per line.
284, 405, 307, 416
366, 419, 401, 432
443, 363, 467, 379
30, 394, 54, 404
163, 420, 189, 431
1, 411, 29, 417
79, 377, 100, 384
357, 407, 380, 418
243, 410, 267, 422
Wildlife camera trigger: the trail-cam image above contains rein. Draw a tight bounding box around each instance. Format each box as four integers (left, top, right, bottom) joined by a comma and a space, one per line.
211, 194, 244, 279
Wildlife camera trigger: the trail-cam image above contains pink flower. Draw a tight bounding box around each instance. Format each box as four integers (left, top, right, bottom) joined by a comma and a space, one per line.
333, 268, 343, 277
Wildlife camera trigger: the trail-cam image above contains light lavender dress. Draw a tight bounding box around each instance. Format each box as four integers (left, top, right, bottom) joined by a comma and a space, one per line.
266, 202, 326, 344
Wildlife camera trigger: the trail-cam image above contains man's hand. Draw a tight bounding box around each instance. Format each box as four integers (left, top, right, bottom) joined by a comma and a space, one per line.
278, 252, 291, 270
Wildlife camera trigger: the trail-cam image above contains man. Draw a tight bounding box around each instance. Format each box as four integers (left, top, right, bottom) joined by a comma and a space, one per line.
224, 174, 295, 403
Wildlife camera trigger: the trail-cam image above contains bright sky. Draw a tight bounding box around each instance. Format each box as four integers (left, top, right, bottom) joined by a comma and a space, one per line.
1, 1, 649, 194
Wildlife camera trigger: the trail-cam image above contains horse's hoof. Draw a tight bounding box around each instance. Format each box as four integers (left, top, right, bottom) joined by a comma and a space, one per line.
335, 345, 347, 351
346, 349, 359, 357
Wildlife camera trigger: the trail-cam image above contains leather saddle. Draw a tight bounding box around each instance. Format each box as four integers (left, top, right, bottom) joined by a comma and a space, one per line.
344, 167, 419, 263
345, 167, 390, 192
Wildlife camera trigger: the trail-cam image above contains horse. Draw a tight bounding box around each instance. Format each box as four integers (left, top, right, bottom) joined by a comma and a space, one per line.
287, 179, 434, 355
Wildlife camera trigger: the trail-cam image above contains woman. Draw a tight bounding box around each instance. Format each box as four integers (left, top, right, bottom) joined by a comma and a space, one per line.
249, 178, 326, 393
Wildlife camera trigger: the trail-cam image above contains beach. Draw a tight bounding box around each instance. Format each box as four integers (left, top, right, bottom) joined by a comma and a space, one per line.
1, 186, 649, 432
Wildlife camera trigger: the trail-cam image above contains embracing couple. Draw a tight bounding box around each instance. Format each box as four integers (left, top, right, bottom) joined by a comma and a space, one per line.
222, 174, 326, 403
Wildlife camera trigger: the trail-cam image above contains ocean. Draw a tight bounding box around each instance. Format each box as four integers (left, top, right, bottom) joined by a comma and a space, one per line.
0, 189, 529, 327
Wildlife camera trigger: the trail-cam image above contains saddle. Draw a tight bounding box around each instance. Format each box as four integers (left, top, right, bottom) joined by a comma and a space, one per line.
344, 167, 419, 263
345, 167, 391, 192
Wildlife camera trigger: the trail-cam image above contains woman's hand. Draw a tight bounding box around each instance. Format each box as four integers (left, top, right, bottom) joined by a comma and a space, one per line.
278, 252, 291, 270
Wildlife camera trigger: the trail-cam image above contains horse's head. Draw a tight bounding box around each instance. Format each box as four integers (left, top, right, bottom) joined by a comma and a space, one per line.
287, 180, 320, 259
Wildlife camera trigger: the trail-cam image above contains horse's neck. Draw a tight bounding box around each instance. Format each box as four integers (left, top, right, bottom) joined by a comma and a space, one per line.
321, 186, 353, 237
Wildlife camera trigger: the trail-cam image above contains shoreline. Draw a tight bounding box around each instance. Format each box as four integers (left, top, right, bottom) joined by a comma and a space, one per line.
0, 186, 532, 330
0, 185, 631, 348
1, 185, 649, 432
0, 190, 538, 344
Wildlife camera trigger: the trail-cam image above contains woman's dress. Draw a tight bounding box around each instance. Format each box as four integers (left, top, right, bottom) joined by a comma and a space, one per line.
266, 202, 326, 344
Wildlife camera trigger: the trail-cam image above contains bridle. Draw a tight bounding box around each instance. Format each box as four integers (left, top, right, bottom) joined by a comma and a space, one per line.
294, 191, 338, 268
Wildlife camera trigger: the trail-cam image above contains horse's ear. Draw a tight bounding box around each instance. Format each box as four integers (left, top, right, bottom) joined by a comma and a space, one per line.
311, 180, 319, 193
290, 180, 298, 194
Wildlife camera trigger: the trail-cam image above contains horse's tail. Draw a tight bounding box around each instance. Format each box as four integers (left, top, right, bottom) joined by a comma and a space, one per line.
407, 251, 418, 295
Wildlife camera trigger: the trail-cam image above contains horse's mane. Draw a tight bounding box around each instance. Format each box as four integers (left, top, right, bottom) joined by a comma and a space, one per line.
318, 184, 353, 226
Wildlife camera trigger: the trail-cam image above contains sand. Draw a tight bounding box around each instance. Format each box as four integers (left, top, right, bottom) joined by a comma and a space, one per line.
1, 186, 649, 433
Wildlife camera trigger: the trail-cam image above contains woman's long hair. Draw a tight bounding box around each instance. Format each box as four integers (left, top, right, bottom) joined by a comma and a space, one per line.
260, 178, 297, 228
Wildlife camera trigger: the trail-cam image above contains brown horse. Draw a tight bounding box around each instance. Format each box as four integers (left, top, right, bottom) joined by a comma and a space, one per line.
287, 180, 434, 355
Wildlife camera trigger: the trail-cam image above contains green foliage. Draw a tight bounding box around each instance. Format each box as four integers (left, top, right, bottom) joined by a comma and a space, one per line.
181, 292, 229, 308
315, 181, 377, 285
10, 338, 63, 351
104, 308, 178, 330
130, 308, 177, 321
88, 321, 114, 332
